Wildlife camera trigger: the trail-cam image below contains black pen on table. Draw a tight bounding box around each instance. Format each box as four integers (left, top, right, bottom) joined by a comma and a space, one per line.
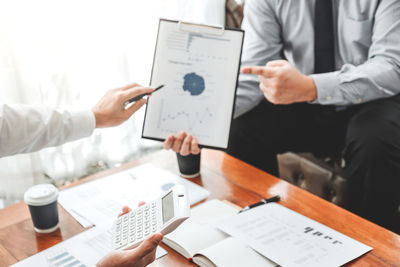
125, 84, 164, 105
238, 195, 280, 213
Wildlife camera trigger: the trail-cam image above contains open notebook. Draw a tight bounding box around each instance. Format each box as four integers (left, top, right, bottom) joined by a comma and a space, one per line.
162, 199, 277, 267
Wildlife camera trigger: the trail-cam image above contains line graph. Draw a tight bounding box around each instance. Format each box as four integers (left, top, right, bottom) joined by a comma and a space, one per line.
161, 108, 213, 131
157, 99, 214, 136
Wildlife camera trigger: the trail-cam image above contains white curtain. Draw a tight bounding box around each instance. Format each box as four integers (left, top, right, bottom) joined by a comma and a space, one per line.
0, 0, 226, 208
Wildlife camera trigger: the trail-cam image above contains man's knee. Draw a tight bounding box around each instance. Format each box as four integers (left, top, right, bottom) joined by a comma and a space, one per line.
345, 103, 400, 161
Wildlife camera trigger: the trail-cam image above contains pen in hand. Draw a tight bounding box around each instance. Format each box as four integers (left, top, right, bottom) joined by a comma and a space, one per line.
125, 84, 165, 105
238, 195, 280, 213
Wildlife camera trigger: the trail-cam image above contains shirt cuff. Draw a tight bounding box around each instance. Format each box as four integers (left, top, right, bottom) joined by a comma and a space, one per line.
309, 71, 343, 105
68, 110, 96, 141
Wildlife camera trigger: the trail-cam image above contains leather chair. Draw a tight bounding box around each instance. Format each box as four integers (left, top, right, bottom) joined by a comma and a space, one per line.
277, 153, 347, 207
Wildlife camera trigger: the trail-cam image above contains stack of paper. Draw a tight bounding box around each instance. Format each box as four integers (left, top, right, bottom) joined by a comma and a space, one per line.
59, 164, 210, 227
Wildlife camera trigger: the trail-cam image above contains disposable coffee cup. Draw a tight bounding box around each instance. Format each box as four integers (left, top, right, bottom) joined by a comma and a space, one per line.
24, 184, 60, 234
176, 152, 201, 178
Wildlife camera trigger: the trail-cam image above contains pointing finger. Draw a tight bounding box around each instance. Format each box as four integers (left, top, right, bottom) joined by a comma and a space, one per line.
241, 66, 276, 78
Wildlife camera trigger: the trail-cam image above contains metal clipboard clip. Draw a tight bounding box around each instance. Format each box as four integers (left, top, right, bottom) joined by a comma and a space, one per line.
178, 21, 225, 36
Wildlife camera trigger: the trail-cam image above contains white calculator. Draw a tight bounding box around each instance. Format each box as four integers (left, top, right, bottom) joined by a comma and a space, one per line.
112, 185, 190, 250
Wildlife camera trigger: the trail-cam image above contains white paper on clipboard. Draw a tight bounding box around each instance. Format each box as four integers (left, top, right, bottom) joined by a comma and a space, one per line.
142, 19, 244, 149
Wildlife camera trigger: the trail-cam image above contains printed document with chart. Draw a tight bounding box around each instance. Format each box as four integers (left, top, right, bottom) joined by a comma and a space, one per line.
217, 203, 372, 267
142, 19, 244, 149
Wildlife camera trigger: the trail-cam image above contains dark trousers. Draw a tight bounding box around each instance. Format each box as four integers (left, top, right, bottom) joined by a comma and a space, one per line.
227, 96, 400, 233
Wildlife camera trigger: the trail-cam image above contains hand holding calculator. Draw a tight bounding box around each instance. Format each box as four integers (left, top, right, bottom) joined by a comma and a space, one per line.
112, 185, 190, 250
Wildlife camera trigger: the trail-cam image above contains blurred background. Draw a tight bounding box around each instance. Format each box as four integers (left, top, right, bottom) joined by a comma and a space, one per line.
0, 0, 240, 209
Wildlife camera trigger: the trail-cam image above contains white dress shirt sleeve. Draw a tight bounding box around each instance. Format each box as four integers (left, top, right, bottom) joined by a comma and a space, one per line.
234, 0, 283, 118
0, 104, 96, 157
310, 0, 400, 105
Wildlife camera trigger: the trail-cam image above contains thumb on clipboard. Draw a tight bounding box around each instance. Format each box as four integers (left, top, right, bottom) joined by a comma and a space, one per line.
164, 132, 201, 156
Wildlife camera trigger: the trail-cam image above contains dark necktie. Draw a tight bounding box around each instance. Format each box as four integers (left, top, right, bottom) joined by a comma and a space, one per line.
314, 0, 335, 73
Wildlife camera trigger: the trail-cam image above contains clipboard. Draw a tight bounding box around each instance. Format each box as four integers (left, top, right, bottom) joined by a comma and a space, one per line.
142, 19, 244, 150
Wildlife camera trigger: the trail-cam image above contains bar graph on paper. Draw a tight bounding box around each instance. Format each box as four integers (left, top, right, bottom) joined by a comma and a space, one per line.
46, 250, 86, 267
166, 31, 230, 54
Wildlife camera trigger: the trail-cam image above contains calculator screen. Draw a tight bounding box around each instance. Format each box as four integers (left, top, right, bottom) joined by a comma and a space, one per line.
162, 191, 174, 223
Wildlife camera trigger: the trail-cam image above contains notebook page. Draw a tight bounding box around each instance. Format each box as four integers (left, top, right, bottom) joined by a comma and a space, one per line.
194, 237, 277, 267
164, 199, 238, 257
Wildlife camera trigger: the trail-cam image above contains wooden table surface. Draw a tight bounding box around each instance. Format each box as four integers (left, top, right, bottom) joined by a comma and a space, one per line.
1, 149, 400, 267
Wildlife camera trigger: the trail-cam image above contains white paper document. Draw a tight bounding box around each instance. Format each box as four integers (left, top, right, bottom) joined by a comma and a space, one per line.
11, 226, 167, 267
218, 203, 372, 267
59, 164, 210, 227
142, 19, 244, 149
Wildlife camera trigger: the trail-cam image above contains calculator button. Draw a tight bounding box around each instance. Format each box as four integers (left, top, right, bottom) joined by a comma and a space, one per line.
152, 225, 157, 232
129, 236, 136, 243
118, 239, 128, 248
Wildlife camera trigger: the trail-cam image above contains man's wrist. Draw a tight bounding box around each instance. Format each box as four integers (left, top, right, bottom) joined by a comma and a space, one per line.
304, 76, 317, 102
92, 109, 105, 128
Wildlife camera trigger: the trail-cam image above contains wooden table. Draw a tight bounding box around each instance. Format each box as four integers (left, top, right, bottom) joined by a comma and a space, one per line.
1, 149, 400, 267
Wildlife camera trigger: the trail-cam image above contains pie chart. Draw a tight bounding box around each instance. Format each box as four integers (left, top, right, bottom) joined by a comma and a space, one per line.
183, 72, 205, 96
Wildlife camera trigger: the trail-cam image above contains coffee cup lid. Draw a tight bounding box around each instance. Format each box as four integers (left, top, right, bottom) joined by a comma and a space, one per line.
24, 184, 59, 206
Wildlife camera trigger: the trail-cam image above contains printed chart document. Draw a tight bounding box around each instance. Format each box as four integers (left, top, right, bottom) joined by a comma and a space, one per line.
59, 164, 210, 227
218, 203, 373, 267
11, 226, 167, 267
143, 19, 244, 149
